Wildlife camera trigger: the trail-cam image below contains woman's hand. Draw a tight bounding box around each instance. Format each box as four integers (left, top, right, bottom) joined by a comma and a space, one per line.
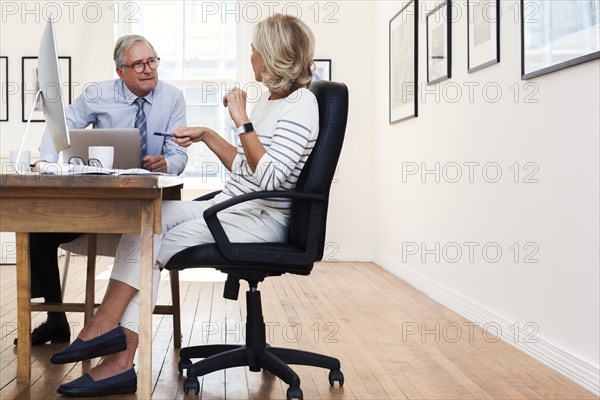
223, 88, 249, 127
170, 126, 212, 148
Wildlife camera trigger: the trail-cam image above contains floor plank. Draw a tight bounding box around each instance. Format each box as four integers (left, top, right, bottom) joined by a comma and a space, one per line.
0, 259, 596, 400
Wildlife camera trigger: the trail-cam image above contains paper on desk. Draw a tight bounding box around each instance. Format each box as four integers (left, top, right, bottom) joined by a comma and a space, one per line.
35, 162, 163, 175
112, 168, 163, 175
35, 162, 111, 175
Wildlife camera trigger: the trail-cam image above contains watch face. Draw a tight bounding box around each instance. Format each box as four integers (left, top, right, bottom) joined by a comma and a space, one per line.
237, 122, 254, 134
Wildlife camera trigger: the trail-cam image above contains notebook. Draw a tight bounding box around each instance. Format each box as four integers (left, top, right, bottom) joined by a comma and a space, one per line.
62, 128, 141, 169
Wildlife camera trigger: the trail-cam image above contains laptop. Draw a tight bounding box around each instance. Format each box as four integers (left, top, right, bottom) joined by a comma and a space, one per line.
62, 129, 141, 169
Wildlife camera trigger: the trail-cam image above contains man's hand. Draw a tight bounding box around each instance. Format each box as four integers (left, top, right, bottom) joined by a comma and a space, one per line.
143, 155, 167, 173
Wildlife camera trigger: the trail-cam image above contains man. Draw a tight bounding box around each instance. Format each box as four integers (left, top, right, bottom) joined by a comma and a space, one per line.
39, 35, 187, 173
15, 34, 187, 346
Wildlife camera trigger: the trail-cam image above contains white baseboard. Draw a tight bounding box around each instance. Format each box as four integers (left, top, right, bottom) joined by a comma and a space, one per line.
373, 253, 600, 396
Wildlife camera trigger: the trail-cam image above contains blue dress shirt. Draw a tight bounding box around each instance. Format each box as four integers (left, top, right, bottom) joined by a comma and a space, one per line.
39, 79, 188, 175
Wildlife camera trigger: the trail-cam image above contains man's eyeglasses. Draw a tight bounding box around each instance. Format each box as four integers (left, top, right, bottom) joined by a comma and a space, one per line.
69, 157, 104, 168
122, 57, 161, 73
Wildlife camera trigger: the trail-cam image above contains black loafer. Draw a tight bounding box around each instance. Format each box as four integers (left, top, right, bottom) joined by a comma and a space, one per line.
57, 367, 137, 397
13, 320, 70, 346
50, 326, 126, 364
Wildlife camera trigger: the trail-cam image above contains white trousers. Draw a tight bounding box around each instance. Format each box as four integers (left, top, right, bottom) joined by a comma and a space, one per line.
109, 200, 288, 332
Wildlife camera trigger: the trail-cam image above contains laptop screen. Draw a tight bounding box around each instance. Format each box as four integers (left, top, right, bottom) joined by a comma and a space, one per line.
62, 129, 141, 169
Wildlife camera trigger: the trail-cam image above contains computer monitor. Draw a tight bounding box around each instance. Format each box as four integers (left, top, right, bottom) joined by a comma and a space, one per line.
37, 16, 69, 152
13, 17, 69, 172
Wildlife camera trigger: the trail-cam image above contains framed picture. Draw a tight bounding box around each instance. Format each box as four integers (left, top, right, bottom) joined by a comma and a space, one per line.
313, 59, 331, 81
468, 0, 500, 72
21, 56, 72, 122
426, 1, 452, 84
389, 0, 418, 124
521, 0, 600, 79
0, 56, 7, 122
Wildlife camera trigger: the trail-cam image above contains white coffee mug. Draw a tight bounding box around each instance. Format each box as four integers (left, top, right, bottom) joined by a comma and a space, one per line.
9, 150, 31, 173
88, 146, 114, 169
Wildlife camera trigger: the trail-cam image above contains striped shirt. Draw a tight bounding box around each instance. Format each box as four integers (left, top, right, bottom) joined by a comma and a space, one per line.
214, 88, 319, 221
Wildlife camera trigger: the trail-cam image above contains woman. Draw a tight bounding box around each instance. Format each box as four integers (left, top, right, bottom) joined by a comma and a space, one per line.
52, 14, 319, 397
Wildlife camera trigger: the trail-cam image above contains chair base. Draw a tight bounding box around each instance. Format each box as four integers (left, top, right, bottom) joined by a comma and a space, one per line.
177, 287, 343, 400
179, 345, 343, 400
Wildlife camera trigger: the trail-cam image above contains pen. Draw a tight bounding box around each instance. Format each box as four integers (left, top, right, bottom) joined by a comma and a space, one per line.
153, 132, 177, 138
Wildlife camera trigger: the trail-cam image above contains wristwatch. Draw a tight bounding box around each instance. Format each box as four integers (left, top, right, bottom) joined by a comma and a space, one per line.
237, 122, 254, 134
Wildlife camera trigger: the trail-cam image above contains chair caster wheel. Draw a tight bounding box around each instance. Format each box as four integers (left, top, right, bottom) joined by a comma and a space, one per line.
329, 369, 344, 387
183, 377, 200, 395
287, 385, 303, 400
178, 358, 192, 375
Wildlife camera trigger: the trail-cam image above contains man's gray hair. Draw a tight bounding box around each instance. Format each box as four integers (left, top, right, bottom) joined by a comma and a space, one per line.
113, 35, 157, 68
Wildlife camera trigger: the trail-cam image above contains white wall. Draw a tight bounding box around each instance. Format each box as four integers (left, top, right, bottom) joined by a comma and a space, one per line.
304, 2, 376, 261
374, 0, 599, 393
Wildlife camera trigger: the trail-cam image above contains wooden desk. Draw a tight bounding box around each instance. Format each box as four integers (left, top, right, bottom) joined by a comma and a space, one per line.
0, 173, 182, 399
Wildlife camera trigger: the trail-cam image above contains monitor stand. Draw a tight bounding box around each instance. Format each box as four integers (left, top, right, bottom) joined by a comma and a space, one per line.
14, 89, 42, 174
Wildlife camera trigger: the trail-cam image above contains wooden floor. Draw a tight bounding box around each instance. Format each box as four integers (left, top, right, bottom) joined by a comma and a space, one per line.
0, 257, 596, 400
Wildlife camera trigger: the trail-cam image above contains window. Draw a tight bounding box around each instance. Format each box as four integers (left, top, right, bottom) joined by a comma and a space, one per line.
116, 1, 252, 187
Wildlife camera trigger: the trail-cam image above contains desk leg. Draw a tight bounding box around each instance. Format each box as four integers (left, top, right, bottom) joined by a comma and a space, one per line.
138, 201, 154, 399
16, 233, 31, 384
85, 234, 97, 325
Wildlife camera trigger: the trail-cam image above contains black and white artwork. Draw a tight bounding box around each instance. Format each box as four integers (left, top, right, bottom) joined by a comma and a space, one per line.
21, 56, 71, 122
427, 1, 452, 84
468, 0, 500, 72
0, 56, 7, 121
522, 0, 599, 79
313, 59, 331, 81
389, 0, 418, 123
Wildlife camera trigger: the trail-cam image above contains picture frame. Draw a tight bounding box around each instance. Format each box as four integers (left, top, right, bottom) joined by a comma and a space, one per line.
313, 59, 331, 81
467, 0, 500, 73
389, 0, 418, 124
426, 1, 452, 84
0, 56, 7, 122
21, 56, 72, 122
521, 0, 600, 79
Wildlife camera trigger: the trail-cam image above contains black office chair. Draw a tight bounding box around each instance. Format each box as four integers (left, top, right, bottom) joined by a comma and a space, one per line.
164, 80, 349, 400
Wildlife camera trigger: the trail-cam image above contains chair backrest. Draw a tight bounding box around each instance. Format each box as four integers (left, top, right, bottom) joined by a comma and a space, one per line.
289, 80, 349, 260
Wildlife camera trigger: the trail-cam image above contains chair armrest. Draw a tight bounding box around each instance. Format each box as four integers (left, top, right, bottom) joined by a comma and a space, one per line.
204, 191, 325, 217
194, 190, 222, 201
203, 191, 326, 258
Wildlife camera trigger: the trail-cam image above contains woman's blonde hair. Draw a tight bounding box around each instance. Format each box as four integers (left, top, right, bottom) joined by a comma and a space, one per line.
253, 14, 315, 96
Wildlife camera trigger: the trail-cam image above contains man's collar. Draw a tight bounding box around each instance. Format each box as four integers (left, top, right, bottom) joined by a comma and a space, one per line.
121, 80, 155, 105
